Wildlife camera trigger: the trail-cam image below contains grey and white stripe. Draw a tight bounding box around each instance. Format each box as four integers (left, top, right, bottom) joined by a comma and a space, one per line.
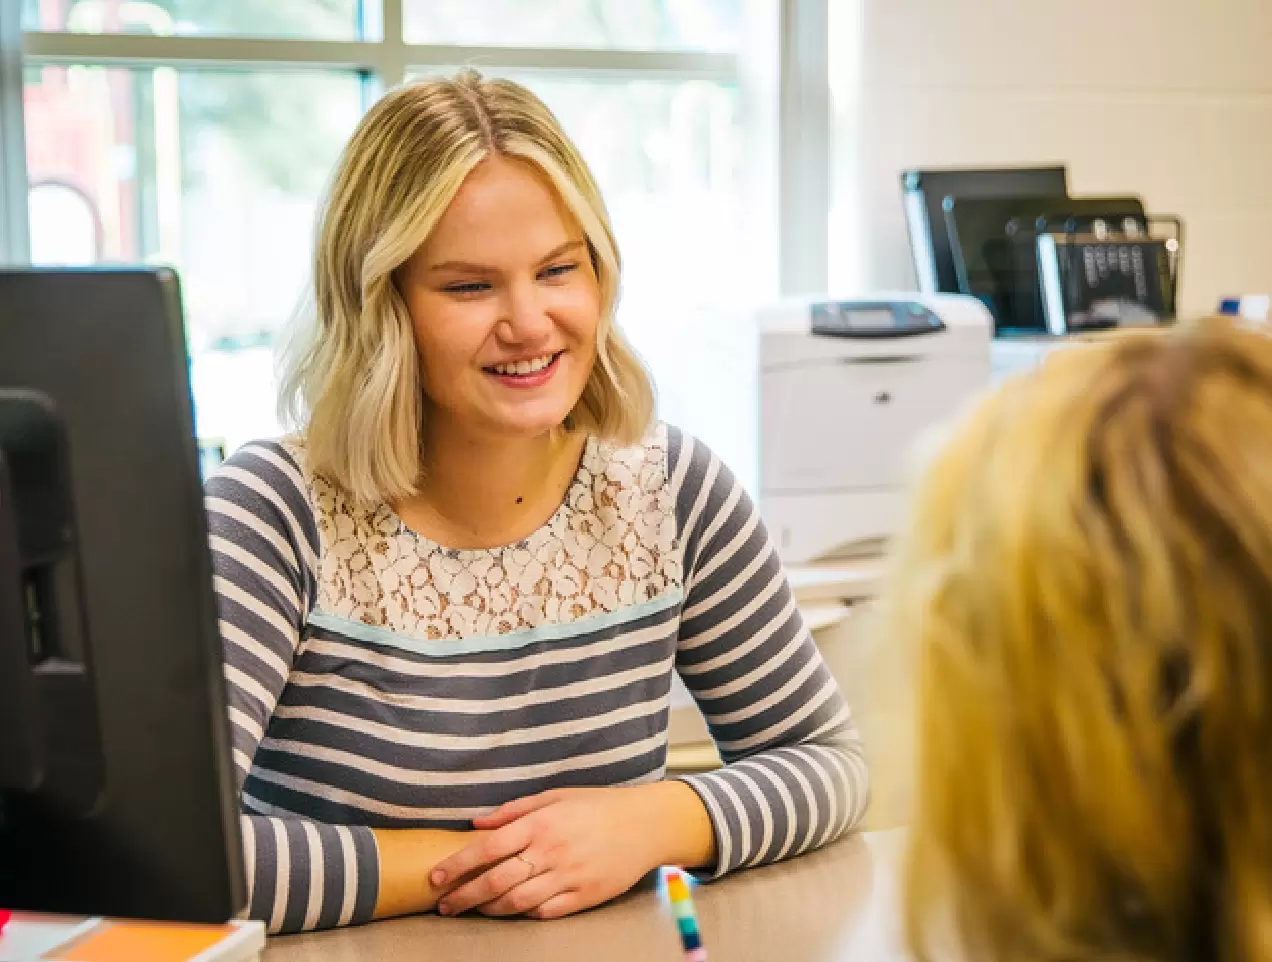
207, 424, 867, 934
667, 431, 867, 875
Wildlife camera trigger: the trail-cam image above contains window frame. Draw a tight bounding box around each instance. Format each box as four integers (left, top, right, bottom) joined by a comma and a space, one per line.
4, 0, 829, 295
0, 0, 29, 263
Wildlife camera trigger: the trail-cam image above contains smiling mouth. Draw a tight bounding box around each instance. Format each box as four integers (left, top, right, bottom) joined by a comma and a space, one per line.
482, 351, 563, 377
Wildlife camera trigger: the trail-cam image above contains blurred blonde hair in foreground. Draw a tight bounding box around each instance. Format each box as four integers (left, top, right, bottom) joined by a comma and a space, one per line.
894, 319, 1272, 962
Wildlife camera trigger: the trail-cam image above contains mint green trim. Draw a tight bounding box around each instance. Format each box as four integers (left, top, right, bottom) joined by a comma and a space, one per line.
307, 587, 684, 658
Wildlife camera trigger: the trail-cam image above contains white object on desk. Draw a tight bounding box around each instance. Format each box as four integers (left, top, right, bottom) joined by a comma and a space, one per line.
758, 293, 992, 566
801, 601, 854, 633
990, 326, 1171, 383
0, 916, 102, 961
787, 562, 883, 605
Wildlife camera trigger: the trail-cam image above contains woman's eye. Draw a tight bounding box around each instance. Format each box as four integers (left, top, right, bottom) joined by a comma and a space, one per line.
442, 281, 491, 295
540, 262, 578, 280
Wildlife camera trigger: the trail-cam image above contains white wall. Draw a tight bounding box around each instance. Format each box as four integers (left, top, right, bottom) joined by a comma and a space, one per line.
829, 0, 1272, 317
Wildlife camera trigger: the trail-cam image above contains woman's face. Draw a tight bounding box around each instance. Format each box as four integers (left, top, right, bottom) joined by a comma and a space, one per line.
397, 156, 601, 443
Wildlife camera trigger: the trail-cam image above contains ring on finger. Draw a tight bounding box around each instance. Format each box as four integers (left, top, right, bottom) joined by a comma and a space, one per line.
514, 853, 537, 878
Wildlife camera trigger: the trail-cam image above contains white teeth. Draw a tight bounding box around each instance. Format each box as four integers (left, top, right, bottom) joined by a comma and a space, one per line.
492, 354, 554, 376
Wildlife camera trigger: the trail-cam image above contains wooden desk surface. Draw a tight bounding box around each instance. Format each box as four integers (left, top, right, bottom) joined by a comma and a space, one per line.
264, 830, 909, 962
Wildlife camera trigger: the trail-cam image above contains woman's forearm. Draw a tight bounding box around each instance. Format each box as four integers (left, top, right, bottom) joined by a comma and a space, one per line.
371, 827, 489, 919
632, 780, 717, 871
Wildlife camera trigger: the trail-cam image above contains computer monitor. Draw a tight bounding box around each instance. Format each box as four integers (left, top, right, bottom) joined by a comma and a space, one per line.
942, 194, 1148, 333
0, 267, 244, 922
900, 165, 1069, 295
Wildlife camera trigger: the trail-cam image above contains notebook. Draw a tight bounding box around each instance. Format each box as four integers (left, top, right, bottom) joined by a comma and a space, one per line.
0, 915, 264, 962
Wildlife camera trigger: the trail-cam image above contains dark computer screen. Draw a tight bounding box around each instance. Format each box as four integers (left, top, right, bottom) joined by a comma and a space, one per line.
901, 165, 1069, 295
0, 267, 244, 922
943, 194, 1147, 332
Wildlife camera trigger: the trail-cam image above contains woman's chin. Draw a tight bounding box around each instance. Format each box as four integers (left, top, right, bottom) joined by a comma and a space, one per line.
483, 404, 578, 439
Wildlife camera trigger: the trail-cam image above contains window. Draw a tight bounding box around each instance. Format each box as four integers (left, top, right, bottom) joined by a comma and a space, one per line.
24, 61, 365, 448
827, 0, 865, 296
22, 0, 361, 40
14, 0, 775, 480
403, 0, 742, 52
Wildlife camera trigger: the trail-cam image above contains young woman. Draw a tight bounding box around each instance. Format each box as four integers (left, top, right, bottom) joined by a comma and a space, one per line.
206, 70, 867, 934
895, 320, 1272, 962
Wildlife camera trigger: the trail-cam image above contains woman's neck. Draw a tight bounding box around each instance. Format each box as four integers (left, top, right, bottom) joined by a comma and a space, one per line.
395, 420, 585, 550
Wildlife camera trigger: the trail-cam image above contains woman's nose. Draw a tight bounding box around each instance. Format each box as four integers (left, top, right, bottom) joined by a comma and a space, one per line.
498, 280, 553, 343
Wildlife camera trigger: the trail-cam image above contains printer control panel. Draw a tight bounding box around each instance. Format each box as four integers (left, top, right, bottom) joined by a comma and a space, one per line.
810, 300, 946, 338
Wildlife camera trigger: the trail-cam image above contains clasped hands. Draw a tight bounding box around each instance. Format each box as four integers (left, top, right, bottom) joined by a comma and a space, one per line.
429, 781, 713, 920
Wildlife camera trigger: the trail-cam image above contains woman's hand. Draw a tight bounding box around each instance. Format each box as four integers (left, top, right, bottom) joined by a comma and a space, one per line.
429, 781, 716, 919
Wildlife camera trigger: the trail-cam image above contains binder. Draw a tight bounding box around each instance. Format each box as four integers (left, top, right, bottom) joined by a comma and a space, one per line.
1036, 231, 1175, 335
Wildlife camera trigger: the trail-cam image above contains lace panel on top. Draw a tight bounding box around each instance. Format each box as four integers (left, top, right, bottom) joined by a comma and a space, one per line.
290, 429, 682, 642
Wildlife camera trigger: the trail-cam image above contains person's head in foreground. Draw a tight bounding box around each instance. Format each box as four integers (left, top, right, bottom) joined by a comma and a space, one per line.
896, 319, 1272, 962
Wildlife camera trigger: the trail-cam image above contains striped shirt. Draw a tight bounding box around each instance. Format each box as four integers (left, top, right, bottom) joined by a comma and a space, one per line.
207, 423, 868, 934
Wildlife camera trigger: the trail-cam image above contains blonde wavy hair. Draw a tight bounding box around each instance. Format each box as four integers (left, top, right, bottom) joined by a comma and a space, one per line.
279, 69, 654, 503
895, 319, 1272, 962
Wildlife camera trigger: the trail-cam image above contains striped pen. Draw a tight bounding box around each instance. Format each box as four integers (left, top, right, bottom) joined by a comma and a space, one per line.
662, 867, 706, 962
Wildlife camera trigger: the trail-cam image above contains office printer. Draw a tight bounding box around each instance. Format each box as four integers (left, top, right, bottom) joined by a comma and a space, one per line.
759, 294, 993, 565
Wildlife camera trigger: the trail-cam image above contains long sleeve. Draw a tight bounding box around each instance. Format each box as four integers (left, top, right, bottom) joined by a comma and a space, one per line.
667, 428, 869, 875
206, 442, 379, 933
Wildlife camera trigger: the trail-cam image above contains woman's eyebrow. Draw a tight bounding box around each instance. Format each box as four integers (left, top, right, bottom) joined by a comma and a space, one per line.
535, 240, 587, 265
426, 240, 586, 275
426, 258, 495, 274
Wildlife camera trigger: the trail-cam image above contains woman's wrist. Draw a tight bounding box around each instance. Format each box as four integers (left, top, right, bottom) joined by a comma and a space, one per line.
626, 780, 717, 873
372, 827, 488, 920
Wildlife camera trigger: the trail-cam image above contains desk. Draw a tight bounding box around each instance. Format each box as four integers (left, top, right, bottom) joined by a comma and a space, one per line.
264, 831, 909, 962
